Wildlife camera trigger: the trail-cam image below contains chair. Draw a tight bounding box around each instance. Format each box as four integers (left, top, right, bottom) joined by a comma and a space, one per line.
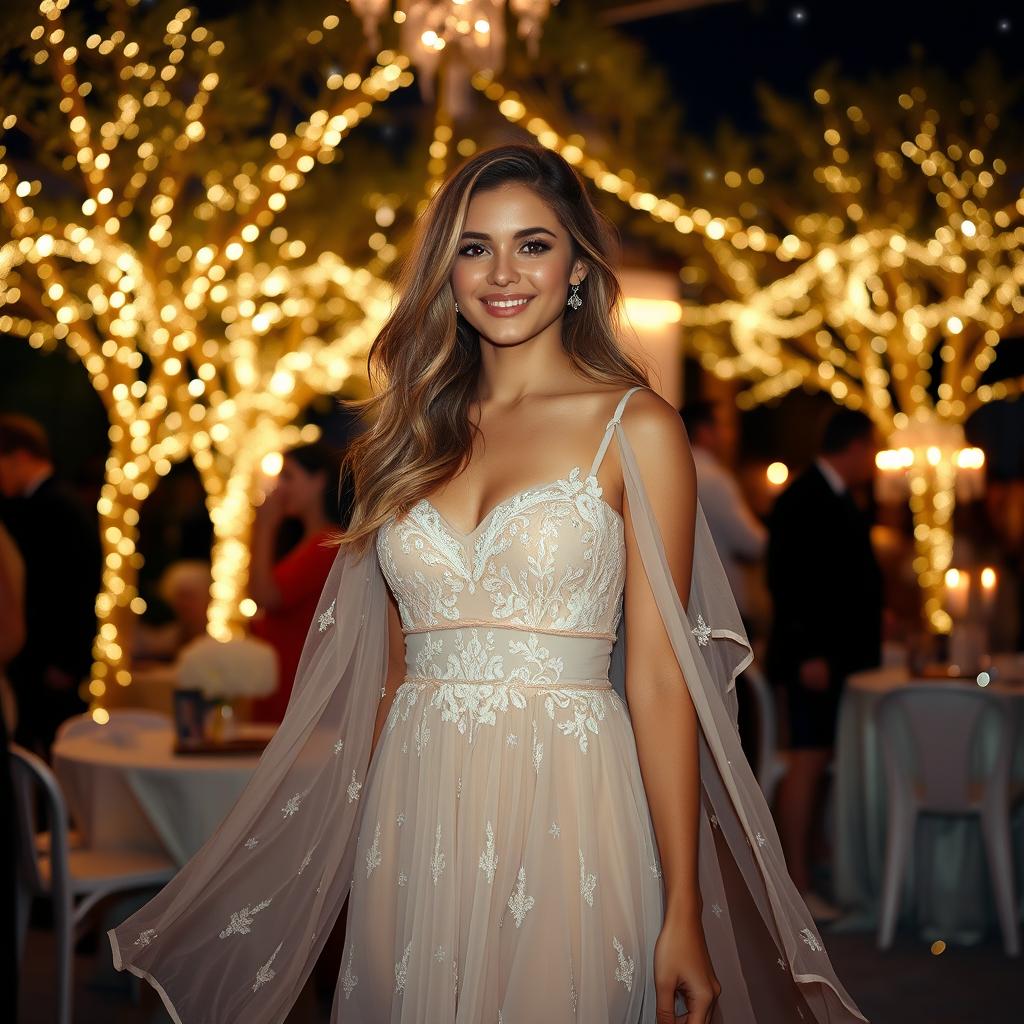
875, 686, 1020, 955
740, 663, 788, 805
10, 743, 177, 1024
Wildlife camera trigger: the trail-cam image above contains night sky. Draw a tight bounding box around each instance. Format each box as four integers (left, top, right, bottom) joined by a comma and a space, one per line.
614, 0, 1019, 135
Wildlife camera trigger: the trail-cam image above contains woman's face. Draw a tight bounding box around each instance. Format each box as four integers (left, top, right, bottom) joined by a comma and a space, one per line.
275, 457, 325, 518
450, 183, 586, 348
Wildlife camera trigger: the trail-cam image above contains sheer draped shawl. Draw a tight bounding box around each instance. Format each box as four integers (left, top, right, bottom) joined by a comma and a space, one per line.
108, 420, 868, 1024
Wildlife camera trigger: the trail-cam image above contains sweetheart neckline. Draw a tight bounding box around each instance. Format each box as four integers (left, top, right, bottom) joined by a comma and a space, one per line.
414, 466, 625, 540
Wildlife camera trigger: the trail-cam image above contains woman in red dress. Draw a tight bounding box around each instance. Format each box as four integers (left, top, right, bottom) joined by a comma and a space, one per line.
248, 442, 343, 722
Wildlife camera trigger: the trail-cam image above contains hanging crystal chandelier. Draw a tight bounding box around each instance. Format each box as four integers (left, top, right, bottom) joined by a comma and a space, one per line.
348, 1, 556, 78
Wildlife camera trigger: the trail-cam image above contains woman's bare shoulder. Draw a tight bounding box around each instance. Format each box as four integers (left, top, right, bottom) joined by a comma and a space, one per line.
619, 388, 690, 453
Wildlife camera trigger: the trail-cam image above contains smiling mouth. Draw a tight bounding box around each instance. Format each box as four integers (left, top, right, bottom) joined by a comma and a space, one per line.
479, 296, 534, 316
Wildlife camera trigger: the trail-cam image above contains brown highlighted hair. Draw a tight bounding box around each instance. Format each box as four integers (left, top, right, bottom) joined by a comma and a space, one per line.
337, 143, 649, 554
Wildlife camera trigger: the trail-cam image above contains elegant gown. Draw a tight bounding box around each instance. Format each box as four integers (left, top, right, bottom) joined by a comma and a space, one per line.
342, 386, 663, 1020
108, 386, 869, 1024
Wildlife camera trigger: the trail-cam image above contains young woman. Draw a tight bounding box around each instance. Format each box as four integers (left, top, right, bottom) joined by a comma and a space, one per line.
248, 442, 343, 722
109, 145, 868, 1024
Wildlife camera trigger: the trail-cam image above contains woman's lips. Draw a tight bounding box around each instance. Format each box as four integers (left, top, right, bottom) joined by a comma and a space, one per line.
478, 295, 534, 318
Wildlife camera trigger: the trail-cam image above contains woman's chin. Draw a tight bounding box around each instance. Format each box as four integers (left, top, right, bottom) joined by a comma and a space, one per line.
471, 317, 557, 348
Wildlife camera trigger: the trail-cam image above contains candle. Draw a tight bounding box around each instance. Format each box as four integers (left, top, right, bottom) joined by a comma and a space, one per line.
944, 568, 970, 619
980, 566, 997, 618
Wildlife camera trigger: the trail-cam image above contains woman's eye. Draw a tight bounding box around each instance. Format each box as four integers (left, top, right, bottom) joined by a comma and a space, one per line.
458, 243, 486, 257
521, 239, 550, 254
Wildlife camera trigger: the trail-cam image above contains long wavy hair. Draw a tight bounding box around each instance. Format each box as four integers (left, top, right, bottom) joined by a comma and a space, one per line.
337, 143, 650, 554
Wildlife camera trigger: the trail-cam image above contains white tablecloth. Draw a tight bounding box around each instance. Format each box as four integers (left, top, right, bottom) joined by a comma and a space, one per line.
833, 663, 1024, 944
52, 718, 274, 866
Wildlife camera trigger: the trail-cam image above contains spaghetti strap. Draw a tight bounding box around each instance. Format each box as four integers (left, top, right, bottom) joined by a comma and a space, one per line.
587, 385, 646, 479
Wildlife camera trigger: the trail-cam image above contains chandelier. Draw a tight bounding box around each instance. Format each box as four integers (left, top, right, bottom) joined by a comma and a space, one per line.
348, 1, 557, 79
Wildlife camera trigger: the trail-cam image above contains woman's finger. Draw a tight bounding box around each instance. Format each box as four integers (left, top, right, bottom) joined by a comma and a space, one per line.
655, 980, 679, 1023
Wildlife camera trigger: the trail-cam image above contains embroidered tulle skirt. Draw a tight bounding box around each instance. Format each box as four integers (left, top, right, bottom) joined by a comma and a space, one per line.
336, 647, 666, 1023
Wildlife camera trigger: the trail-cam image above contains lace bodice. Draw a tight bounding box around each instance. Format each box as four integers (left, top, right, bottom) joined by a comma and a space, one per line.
376, 388, 643, 646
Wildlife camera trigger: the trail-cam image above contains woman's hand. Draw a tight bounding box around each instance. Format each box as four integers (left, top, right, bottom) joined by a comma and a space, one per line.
254, 487, 287, 532
654, 912, 721, 1023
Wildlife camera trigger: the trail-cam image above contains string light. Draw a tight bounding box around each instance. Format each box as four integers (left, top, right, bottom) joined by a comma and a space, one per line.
349, 1, 557, 78
478, 70, 1024, 629
1, 2, 405, 715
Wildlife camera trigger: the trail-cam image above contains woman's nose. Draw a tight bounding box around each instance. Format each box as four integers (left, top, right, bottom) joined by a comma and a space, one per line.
488, 249, 518, 286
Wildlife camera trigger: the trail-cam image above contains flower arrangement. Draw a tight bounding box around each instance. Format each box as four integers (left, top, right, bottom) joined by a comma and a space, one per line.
177, 635, 278, 702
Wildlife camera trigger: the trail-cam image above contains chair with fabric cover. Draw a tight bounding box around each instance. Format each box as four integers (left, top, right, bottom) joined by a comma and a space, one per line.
875, 685, 1020, 955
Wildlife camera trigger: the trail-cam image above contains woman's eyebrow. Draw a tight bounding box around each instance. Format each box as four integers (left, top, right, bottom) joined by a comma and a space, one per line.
459, 226, 558, 240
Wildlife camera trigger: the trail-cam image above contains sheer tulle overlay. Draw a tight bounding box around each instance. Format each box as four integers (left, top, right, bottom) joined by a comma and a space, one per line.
108, 386, 868, 1024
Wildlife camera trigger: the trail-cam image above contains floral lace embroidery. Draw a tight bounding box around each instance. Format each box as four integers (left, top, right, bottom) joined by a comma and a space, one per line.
506, 866, 535, 928
394, 939, 413, 993
252, 941, 283, 992
430, 681, 527, 743
579, 850, 597, 907
800, 927, 824, 952
243, 836, 258, 850
317, 599, 336, 633
346, 770, 362, 803
298, 840, 319, 876
479, 821, 498, 883
414, 716, 431, 757
430, 823, 446, 885
612, 936, 635, 992
543, 688, 608, 754
365, 821, 382, 878
342, 945, 358, 999
691, 614, 712, 647
377, 468, 625, 637
531, 719, 543, 774
133, 929, 157, 947
281, 793, 302, 818
569, 955, 578, 1013
219, 898, 272, 939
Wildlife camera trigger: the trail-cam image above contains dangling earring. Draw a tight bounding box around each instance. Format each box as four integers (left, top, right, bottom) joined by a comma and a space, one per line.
455, 301, 460, 314
567, 282, 583, 310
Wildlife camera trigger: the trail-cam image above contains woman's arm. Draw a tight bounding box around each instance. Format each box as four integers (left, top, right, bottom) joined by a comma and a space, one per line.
369, 589, 408, 760
619, 391, 720, 1023
620, 391, 701, 919
248, 492, 287, 611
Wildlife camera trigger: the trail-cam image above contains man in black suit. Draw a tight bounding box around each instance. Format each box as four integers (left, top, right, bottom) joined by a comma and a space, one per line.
767, 409, 883, 922
0, 414, 101, 759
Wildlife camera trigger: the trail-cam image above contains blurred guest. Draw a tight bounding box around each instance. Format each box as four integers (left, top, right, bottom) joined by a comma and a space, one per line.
0, 415, 101, 759
0, 522, 25, 734
248, 442, 343, 722
0, 523, 20, 1020
681, 400, 766, 620
767, 408, 883, 922
132, 560, 212, 661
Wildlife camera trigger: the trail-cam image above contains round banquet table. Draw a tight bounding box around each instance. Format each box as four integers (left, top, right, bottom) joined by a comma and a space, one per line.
832, 659, 1024, 944
52, 716, 276, 867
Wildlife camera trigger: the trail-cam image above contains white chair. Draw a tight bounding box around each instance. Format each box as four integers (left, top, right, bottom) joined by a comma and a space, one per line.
740, 663, 788, 805
875, 686, 1020, 955
10, 743, 177, 1024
